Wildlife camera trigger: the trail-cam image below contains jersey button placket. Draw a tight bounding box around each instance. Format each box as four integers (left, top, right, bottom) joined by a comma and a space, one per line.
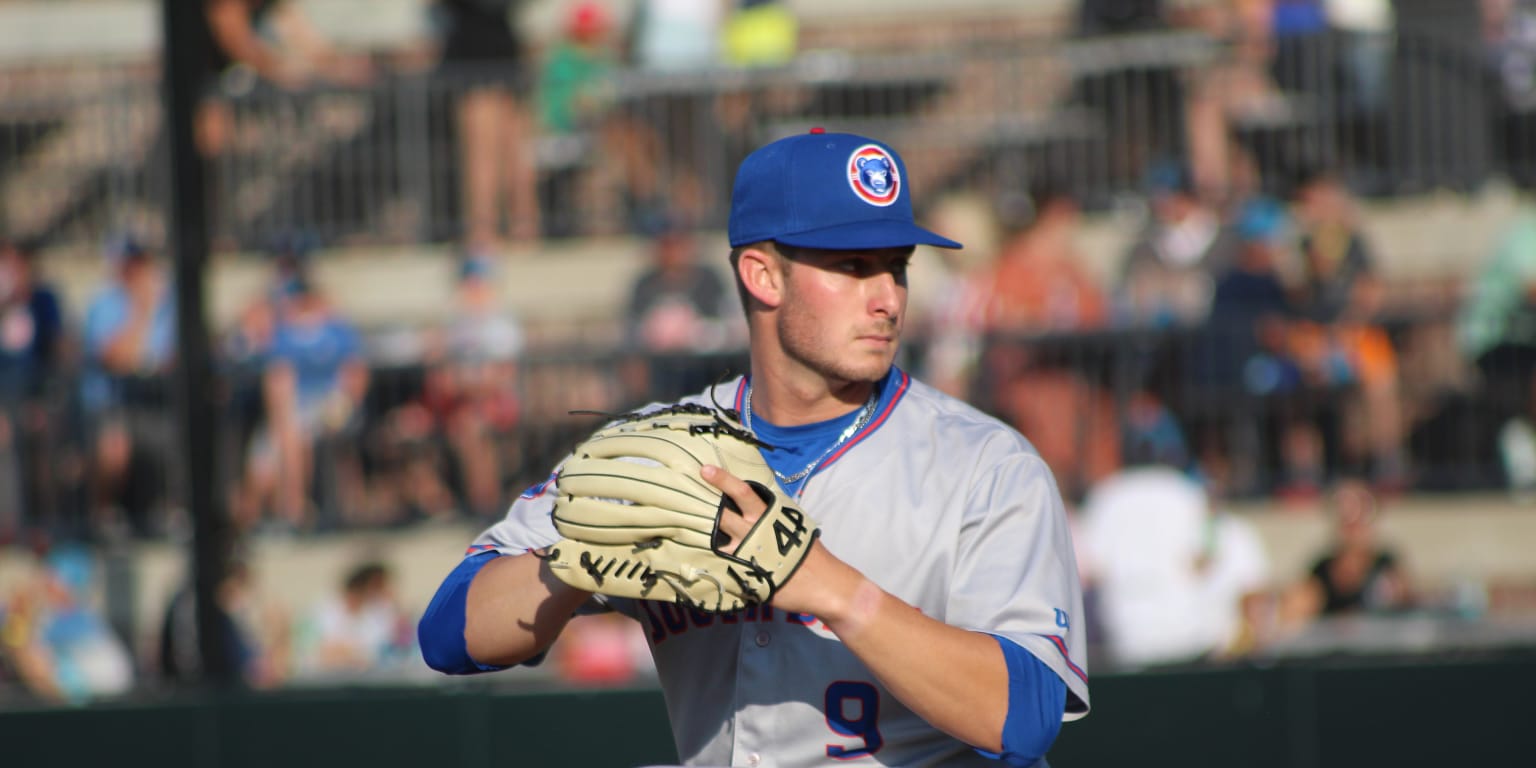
754, 630, 771, 647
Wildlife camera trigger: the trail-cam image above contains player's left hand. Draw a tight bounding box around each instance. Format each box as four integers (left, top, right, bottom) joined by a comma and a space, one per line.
702, 464, 859, 620
544, 405, 822, 613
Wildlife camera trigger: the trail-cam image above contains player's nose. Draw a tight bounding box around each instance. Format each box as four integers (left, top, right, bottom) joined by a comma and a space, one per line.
866, 270, 903, 318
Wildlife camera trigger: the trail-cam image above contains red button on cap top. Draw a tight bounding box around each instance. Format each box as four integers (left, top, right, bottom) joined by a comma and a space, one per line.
809, 127, 825, 134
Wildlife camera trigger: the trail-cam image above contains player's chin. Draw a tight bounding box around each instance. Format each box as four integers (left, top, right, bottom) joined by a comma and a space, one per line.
840, 344, 899, 381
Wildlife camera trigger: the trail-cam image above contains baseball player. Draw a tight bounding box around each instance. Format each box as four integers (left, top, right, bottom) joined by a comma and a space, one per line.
419, 130, 1090, 767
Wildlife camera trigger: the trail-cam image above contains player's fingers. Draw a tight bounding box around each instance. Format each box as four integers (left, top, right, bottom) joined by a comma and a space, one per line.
701, 464, 764, 551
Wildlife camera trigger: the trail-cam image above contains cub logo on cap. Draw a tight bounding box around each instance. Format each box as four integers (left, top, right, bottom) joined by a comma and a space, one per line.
847, 144, 900, 207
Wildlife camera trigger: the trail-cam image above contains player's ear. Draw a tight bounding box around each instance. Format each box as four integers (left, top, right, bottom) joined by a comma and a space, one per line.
737, 244, 785, 309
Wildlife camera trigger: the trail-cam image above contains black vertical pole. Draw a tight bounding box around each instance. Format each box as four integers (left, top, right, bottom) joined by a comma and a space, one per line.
161, 0, 234, 686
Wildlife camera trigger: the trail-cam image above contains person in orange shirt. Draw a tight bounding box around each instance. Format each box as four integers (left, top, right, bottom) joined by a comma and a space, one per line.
971, 185, 1118, 500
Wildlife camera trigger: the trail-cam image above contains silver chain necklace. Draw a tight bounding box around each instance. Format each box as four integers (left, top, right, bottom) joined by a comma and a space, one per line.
741, 380, 879, 487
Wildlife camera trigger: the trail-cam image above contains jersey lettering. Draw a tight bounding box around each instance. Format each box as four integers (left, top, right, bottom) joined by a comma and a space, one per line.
825, 680, 883, 759
656, 603, 689, 634
638, 601, 669, 645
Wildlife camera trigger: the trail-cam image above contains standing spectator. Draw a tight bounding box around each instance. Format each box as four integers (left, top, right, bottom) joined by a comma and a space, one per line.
539, 1, 618, 139
0, 239, 67, 540
80, 237, 177, 540
537, 0, 664, 235
1289, 478, 1413, 616
622, 0, 733, 223
1485, 0, 1536, 187
244, 275, 369, 532
195, 0, 374, 156
296, 560, 412, 678
722, 0, 799, 68
1174, 0, 1283, 201
1327, 0, 1395, 180
435, 0, 540, 252
629, 0, 729, 73
1072, 0, 1183, 186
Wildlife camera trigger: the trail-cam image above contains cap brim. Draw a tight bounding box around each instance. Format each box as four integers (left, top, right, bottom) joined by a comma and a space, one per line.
771, 219, 962, 251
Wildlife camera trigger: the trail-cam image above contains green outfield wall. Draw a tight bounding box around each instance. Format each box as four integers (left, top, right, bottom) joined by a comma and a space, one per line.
2, 654, 1531, 768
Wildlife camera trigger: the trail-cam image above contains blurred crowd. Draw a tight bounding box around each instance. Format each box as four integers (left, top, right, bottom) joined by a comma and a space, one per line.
5, 0, 1536, 703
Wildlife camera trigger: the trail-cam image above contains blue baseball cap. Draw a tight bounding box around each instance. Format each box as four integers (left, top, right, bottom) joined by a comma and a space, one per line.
728, 130, 962, 251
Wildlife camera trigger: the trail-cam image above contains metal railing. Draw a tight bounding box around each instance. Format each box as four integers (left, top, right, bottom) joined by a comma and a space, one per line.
2, 25, 1529, 250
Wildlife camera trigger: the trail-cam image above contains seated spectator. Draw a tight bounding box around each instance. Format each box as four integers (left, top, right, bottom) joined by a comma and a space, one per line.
0, 545, 135, 704
158, 554, 289, 689
623, 221, 734, 400
1186, 198, 1320, 497
1289, 479, 1414, 617
971, 185, 1118, 500
1076, 451, 1271, 670
365, 255, 524, 525
243, 274, 369, 532
1286, 171, 1407, 490
0, 239, 67, 541
1117, 163, 1241, 328
295, 560, 412, 678
80, 237, 178, 540
1456, 190, 1536, 489
438, 255, 524, 517
225, 234, 313, 524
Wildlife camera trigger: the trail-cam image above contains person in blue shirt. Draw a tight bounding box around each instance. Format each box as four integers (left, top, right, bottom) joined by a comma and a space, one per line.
244, 275, 369, 532
80, 237, 178, 540
0, 239, 67, 539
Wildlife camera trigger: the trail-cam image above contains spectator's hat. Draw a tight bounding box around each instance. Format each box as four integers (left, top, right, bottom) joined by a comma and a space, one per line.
1144, 160, 1196, 198
104, 233, 152, 266
459, 253, 497, 283
1236, 197, 1289, 244
728, 129, 961, 250
567, 1, 610, 41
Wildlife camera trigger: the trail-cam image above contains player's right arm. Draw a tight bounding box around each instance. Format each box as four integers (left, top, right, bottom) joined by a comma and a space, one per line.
462, 553, 589, 666
418, 475, 593, 673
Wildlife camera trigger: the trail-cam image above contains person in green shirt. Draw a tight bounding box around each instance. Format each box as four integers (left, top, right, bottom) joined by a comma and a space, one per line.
1457, 201, 1536, 425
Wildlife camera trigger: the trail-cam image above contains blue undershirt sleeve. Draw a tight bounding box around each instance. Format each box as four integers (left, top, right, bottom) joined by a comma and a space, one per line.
973, 634, 1068, 767
418, 551, 539, 674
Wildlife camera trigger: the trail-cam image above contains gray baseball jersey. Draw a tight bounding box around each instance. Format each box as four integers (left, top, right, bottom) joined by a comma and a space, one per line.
471, 368, 1090, 767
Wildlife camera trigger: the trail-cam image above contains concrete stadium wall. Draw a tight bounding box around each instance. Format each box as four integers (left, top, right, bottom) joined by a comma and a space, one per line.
1, 655, 1531, 768
32, 182, 1528, 343
2, 489, 1529, 667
